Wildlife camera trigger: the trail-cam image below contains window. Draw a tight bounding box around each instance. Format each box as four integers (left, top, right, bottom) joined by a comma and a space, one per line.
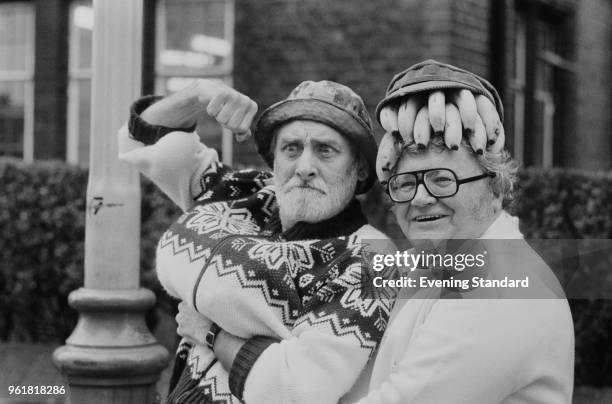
511, 4, 574, 168
0, 2, 35, 161
156, 0, 235, 164
67, 0, 93, 165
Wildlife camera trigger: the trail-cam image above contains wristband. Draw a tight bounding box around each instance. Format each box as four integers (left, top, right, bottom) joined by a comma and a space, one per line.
128, 95, 197, 145
205, 322, 222, 350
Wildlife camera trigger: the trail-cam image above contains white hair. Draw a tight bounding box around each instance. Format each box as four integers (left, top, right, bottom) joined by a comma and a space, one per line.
398, 136, 520, 204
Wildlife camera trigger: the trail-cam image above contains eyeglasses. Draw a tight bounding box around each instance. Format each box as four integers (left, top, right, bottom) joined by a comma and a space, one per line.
386, 168, 495, 203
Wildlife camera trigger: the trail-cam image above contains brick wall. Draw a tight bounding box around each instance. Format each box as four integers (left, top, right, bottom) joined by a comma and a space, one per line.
449, 0, 491, 77
230, 0, 505, 167
233, 0, 611, 171
232, 0, 448, 166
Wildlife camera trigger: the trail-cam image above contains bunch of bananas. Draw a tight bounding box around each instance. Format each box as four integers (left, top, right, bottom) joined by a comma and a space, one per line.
376, 89, 505, 184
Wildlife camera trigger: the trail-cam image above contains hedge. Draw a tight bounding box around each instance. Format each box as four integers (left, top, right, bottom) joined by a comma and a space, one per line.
0, 157, 180, 342
1, 158, 611, 385
514, 168, 612, 386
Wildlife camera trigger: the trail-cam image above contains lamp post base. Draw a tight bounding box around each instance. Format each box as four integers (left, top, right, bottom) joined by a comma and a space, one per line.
53, 288, 170, 404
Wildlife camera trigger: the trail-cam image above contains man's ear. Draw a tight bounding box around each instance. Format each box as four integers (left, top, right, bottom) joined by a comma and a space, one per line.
357, 155, 369, 181
358, 168, 368, 182
491, 193, 503, 213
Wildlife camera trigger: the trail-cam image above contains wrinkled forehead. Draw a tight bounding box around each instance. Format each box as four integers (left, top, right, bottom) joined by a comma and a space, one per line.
275, 120, 352, 149
395, 146, 481, 175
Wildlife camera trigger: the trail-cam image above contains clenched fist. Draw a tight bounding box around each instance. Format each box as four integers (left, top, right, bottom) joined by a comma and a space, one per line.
175, 301, 213, 346
195, 80, 258, 140
139, 79, 258, 142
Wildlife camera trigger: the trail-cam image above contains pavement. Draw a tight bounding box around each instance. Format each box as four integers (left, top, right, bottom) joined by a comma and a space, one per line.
0, 309, 177, 403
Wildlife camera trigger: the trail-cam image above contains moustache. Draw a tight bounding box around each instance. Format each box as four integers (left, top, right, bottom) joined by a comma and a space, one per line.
282, 178, 326, 194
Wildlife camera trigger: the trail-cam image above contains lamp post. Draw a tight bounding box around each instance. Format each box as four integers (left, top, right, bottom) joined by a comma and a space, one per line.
53, 1, 169, 402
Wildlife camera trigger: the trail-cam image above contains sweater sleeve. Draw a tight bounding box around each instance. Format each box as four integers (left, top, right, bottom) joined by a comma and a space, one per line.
354, 299, 574, 404
117, 123, 219, 211
228, 256, 394, 404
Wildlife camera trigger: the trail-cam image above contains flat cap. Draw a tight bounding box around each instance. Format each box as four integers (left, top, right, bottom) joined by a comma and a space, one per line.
376, 59, 504, 125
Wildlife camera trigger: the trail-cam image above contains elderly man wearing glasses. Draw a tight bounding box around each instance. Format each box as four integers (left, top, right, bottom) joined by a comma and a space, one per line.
354, 60, 574, 404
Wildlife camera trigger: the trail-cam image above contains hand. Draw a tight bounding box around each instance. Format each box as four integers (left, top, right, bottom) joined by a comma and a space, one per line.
195, 80, 258, 142
138, 79, 256, 141
175, 301, 213, 346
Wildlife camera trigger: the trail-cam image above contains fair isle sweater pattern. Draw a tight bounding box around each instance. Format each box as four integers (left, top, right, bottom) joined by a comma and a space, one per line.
162, 162, 393, 404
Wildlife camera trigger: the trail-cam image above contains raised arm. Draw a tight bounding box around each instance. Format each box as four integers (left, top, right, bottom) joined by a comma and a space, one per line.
117, 80, 257, 210
138, 79, 256, 132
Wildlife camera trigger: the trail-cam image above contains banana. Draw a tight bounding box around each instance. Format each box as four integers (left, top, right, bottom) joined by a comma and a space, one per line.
397, 97, 420, 144
451, 89, 477, 136
443, 103, 462, 151
379, 104, 400, 135
475, 94, 501, 146
470, 113, 487, 154
428, 91, 446, 135
413, 105, 431, 149
488, 124, 505, 153
376, 131, 403, 184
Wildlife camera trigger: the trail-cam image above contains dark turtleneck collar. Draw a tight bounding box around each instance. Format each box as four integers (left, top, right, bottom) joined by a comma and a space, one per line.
265, 199, 367, 241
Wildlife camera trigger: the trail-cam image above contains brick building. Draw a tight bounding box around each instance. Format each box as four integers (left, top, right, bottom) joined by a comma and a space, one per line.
1, 0, 610, 170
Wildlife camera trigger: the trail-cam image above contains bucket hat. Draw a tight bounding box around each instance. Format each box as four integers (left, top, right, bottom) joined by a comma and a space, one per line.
253, 80, 377, 194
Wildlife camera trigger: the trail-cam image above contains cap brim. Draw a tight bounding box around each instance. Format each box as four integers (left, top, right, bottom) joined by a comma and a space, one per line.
254, 99, 377, 194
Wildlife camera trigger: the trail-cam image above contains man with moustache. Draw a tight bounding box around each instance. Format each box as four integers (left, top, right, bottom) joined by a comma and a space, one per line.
354, 60, 574, 404
118, 79, 394, 404
120, 73, 506, 403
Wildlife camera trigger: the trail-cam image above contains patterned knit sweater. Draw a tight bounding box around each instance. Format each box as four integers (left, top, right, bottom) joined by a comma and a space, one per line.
117, 126, 393, 404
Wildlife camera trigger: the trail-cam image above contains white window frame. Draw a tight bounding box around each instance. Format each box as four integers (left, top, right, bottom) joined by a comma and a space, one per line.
155, 0, 235, 164
67, 1, 93, 165
0, 2, 35, 162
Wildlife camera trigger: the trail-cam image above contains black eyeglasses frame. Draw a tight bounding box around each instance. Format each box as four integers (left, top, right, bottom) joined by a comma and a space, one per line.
386, 167, 496, 203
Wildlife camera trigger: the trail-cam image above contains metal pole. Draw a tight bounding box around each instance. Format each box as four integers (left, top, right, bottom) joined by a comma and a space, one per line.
53, 1, 169, 402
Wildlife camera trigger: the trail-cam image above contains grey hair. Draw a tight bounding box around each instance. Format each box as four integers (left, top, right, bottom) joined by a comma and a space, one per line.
397, 136, 520, 204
